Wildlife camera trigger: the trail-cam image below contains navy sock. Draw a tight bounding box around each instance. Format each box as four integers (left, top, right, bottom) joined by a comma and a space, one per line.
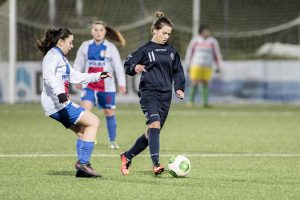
106, 115, 117, 142
148, 128, 160, 165
125, 134, 148, 160
79, 141, 94, 164
76, 138, 82, 160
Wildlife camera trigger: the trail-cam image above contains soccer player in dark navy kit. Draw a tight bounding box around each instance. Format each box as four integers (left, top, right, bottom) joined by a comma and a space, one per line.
120, 11, 185, 176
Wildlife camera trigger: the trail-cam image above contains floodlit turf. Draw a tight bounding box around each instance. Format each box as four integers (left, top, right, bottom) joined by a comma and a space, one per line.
0, 103, 299, 199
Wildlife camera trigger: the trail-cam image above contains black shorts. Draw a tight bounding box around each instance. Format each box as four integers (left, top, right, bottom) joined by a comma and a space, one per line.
139, 90, 172, 128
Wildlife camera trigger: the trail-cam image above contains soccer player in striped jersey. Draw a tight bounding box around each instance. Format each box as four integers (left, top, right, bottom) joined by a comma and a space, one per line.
36, 28, 111, 178
74, 21, 126, 149
120, 12, 185, 176
185, 25, 222, 107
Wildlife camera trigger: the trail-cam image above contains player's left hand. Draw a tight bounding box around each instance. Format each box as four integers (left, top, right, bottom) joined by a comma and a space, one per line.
100, 72, 112, 79
176, 90, 184, 99
119, 85, 126, 94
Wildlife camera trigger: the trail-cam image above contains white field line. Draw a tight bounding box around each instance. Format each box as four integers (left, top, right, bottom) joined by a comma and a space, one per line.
1, 110, 299, 117
0, 153, 299, 158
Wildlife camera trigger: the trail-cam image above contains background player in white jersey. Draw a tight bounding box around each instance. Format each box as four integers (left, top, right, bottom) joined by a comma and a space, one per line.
185, 25, 222, 107
36, 27, 111, 178
74, 21, 126, 149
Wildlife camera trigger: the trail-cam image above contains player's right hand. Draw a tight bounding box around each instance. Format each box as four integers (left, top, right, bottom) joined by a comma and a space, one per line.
100, 72, 112, 79
135, 64, 146, 73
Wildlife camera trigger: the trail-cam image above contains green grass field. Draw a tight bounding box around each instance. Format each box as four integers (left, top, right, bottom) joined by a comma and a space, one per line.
0, 104, 299, 200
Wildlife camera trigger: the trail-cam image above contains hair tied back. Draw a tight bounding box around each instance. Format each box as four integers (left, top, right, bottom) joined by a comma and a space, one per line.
155, 11, 164, 19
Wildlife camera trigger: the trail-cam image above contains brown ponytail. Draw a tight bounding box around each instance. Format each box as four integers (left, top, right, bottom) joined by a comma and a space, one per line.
155, 11, 165, 19
151, 11, 174, 33
36, 28, 72, 55
92, 21, 126, 47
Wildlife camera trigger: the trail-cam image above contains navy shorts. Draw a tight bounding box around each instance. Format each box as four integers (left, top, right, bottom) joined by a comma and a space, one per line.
139, 90, 172, 128
81, 88, 116, 109
50, 102, 85, 128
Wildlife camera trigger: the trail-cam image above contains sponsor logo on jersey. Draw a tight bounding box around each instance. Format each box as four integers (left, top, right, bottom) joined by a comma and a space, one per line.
88, 60, 106, 67
155, 49, 167, 52
62, 74, 69, 80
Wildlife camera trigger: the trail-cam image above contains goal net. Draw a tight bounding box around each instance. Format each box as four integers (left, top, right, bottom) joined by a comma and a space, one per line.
0, 0, 300, 103
1, 0, 300, 61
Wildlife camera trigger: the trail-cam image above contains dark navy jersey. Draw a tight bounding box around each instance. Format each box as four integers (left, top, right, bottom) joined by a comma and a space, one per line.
124, 41, 185, 92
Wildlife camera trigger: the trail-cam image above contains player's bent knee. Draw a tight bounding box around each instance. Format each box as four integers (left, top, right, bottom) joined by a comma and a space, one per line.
149, 121, 161, 129
81, 111, 100, 128
92, 116, 100, 128
103, 109, 115, 116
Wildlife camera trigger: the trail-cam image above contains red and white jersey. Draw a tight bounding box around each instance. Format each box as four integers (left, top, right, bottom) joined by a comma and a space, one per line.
41, 47, 102, 116
185, 35, 222, 68
73, 39, 126, 92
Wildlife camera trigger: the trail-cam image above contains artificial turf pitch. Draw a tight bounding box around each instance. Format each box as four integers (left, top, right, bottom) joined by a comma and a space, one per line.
0, 104, 299, 199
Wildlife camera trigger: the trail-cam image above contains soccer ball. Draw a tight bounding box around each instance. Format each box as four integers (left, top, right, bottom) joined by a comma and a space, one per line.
168, 155, 191, 177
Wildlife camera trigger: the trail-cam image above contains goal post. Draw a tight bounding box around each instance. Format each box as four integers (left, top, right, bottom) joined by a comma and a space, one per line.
193, 0, 200, 37
8, 0, 16, 104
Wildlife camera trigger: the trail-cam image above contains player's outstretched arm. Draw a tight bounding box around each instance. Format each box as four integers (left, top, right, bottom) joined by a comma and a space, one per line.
69, 66, 112, 84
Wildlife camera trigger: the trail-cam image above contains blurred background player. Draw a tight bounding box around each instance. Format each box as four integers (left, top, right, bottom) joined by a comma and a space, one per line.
36, 27, 111, 178
185, 25, 222, 107
74, 21, 126, 149
121, 11, 185, 176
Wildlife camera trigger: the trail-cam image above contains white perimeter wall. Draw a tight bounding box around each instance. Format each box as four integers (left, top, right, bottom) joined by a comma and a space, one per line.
0, 60, 300, 103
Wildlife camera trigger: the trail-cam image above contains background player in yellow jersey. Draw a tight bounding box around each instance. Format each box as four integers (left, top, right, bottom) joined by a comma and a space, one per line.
185, 25, 222, 107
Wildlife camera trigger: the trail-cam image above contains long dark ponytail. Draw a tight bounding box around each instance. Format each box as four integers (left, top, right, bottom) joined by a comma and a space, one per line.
36, 28, 73, 55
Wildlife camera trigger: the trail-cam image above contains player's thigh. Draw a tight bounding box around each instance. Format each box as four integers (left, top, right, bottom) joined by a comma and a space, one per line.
76, 110, 100, 128
158, 92, 172, 128
140, 91, 160, 125
81, 100, 94, 111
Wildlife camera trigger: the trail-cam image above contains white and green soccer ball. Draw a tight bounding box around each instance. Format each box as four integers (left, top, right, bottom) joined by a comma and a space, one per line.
168, 155, 191, 177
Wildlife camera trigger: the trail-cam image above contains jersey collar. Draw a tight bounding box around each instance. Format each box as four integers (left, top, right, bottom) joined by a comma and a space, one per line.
54, 46, 65, 56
